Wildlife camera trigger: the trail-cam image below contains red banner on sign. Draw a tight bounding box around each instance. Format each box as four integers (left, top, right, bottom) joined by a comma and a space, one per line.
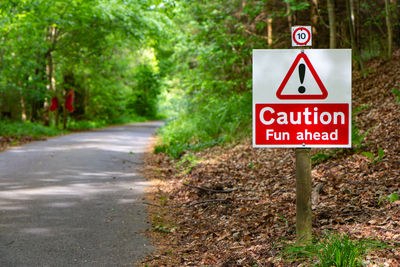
255, 103, 350, 146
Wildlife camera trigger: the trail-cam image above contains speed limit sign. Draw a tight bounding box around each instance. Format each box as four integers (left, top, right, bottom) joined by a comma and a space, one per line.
292, 26, 312, 47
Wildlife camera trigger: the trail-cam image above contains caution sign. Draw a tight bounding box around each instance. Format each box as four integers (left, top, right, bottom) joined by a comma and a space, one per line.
252, 49, 352, 148
276, 52, 328, 99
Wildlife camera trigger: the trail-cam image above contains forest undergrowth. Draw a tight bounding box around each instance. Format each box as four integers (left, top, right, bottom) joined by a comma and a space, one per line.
141, 50, 400, 266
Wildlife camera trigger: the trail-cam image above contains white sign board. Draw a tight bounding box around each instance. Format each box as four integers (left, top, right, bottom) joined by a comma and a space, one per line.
253, 49, 352, 148
292, 26, 312, 47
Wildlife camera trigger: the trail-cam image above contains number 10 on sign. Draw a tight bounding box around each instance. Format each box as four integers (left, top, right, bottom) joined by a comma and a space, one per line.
292, 26, 312, 47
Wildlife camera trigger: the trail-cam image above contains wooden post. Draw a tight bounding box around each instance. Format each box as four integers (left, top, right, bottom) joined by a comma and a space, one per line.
293, 40, 312, 244
296, 147, 312, 243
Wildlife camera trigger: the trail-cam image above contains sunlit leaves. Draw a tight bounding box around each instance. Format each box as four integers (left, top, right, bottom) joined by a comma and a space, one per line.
0, 0, 168, 123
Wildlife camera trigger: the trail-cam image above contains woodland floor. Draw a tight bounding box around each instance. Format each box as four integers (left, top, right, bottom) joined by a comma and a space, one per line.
141, 50, 400, 266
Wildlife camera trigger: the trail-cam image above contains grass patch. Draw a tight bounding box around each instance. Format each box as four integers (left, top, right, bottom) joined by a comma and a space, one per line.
280, 232, 387, 266
66, 114, 151, 131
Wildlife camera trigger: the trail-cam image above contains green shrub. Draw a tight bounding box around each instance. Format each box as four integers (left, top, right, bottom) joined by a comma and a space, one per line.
155, 92, 251, 158
0, 120, 63, 138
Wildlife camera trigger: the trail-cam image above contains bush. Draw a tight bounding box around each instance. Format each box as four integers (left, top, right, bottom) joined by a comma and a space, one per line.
155, 92, 251, 158
0, 120, 63, 138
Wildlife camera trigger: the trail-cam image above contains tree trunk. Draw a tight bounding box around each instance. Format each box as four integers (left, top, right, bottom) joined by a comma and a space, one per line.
45, 50, 54, 126
393, 0, 400, 47
267, 17, 273, 47
20, 87, 27, 122
355, 0, 361, 51
44, 26, 58, 126
327, 0, 336, 48
385, 0, 393, 59
310, 0, 319, 48
286, 2, 293, 29
346, 0, 365, 76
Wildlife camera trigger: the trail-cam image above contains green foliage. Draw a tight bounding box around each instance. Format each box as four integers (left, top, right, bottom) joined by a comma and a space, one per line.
388, 192, 399, 203
128, 63, 160, 118
0, 120, 63, 138
1, 0, 398, 159
352, 105, 371, 151
312, 150, 335, 165
284, 0, 310, 12
361, 151, 375, 160
66, 113, 147, 131
155, 92, 251, 158
66, 120, 108, 131
378, 192, 399, 205
153, 0, 279, 157
392, 88, 400, 104
361, 147, 385, 164
352, 124, 370, 151
281, 232, 386, 266
352, 104, 371, 115
0, 0, 167, 125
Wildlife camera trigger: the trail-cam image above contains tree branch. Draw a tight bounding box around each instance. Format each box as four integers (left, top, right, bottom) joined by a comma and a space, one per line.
186, 197, 259, 207
187, 198, 229, 207
183, 183, 237, 193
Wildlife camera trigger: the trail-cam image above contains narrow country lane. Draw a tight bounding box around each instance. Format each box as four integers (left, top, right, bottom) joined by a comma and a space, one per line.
0, 121, 163, 266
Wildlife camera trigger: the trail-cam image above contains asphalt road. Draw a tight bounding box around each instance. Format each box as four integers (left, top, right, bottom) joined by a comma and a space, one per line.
0, 121, 163, 266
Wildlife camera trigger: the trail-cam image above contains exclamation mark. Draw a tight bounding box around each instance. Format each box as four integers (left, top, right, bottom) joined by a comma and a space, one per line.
298, 63, 306, 94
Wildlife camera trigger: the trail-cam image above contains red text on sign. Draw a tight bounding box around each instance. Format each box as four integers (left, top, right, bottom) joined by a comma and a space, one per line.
255, 103, 349, 146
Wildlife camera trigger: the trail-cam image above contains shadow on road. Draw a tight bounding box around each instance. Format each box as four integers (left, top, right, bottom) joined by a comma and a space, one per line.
0, 122, 162, 266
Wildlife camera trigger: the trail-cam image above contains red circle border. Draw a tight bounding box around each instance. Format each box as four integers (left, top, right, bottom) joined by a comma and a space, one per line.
293, 27, 311, 45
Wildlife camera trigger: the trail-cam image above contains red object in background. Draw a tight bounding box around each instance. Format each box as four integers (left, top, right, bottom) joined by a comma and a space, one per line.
50, 97, 59, 112
65, 90, 75, 113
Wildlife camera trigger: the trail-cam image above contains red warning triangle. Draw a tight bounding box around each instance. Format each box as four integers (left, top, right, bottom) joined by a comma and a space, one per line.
276, 52, 328, 100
